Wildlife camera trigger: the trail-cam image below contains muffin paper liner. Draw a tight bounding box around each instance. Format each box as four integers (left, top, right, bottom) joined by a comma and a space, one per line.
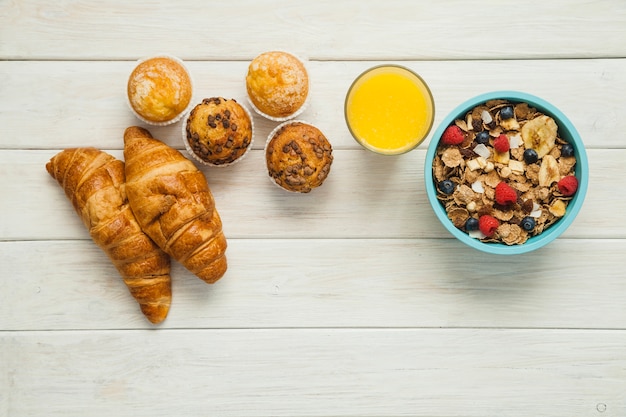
182, 100, 255, 168
246, 95, 309, 123
245, 51, 310, 122
126, 53, 194, 126
264, 119, 316, 193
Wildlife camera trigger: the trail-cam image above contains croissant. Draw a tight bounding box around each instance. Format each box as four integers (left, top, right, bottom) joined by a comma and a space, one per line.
123, 126, 228, 284
46, 148, 172, 324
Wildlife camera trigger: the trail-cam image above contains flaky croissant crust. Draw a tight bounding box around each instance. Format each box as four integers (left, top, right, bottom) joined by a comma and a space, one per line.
46, 148, 172, 324
123, 126, 227, 284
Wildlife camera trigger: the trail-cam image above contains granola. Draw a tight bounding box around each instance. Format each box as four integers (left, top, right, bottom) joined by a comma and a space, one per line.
432, 99, 578, 245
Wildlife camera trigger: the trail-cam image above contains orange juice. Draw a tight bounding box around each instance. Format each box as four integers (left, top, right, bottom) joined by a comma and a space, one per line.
345, 65, 434, 155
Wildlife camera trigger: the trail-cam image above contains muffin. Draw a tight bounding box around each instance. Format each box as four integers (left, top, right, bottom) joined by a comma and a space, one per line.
183, 97, 253, 166
127, 55, 193, 125
265, 121, 333, 193
246, 51, 309, 121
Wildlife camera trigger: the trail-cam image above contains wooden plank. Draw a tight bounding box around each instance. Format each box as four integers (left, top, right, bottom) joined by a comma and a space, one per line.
2, 0, 626, 60
3, 329, 625, 416
3, 3, 626, 416
1, 59, 625, 150
3, 239, 625, 330
0, 148, 621, 241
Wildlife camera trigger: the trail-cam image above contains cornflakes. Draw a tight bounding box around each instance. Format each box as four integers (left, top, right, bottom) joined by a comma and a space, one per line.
432, 99, 578, 245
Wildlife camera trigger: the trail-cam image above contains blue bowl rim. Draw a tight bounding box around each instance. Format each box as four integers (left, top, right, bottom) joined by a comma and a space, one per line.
424, 90, 589, 255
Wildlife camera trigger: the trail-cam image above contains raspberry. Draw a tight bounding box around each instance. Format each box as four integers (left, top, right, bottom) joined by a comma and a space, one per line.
557, 175, 578, 196
479, 215, 499, 237
494, 182, 517, 205
441, 125, 465, 145
493, 134, 510, 153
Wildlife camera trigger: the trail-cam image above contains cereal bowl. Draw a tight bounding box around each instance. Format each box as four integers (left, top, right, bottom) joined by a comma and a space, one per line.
424, 91, 588, 255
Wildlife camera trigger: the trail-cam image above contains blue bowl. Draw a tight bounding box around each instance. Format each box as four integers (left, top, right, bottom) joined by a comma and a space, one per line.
424, 91, 588, 255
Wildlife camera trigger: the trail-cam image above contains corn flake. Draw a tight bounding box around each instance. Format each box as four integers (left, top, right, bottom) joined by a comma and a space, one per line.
431, 99, 579, 245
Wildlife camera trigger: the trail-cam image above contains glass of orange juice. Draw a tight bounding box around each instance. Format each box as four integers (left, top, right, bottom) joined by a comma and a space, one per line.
345, 65, 435, 155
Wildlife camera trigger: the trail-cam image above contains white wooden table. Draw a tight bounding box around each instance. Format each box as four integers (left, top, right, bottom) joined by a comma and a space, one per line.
2, 1, 626, 416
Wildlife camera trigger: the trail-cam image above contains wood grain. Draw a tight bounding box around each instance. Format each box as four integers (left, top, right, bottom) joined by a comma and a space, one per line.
4, 329, 625, 416
1, 149, 622, 241
2, 239, 626, 331
2, 0, 625, 60
1, 59, 625, 150
2, 1, 626, 416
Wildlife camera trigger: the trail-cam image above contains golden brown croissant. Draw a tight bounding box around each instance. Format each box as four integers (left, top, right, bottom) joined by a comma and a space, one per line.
123, 126, 228, 284
46, 148, 172, 324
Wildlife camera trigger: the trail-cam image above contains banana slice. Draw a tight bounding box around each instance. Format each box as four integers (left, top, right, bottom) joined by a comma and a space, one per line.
521, 115, 558, 158
500, 117, 520, 131
493, 149, 510, 164
549, 199, 567, 217
538, 154, 560, 186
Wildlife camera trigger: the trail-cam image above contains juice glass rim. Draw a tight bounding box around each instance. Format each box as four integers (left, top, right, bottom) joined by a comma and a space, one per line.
344, 64, 435, 155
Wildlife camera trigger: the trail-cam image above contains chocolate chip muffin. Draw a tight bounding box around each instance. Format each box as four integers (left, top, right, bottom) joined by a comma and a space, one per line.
246, 51, 309, 120
265, 121, 333, 193
127, 55, 193, 125
183, 97, 253, 166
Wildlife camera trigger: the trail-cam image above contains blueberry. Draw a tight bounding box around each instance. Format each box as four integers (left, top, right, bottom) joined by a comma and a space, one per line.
438, 179, 455, 195
475, 131, 490, 145
520, 216, 536, 231
500, 106, 514, 120
561, 143, 575, 157
523, 148, 539, 164
465, 217, 479, 231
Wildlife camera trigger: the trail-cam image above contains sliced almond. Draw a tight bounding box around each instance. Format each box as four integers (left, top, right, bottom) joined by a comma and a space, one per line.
455, 119, 468, 132
466, 114, 474, 131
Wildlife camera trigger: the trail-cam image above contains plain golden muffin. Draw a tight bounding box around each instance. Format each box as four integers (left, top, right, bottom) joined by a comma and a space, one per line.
127, 56, 193, 124
184, 97, 253, 166
265, 122, 333, 193
246, 51, 309, 119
